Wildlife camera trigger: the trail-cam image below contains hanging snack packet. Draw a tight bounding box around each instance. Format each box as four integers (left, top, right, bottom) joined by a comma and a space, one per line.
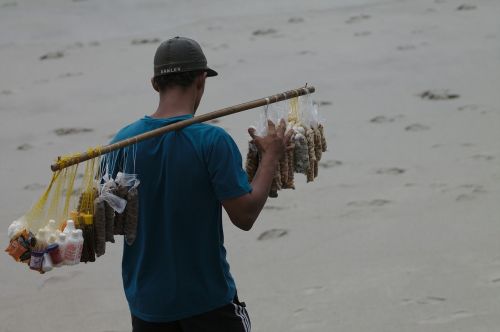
5, 229, 33, 263
124, 186, 139, 245
113, 185, 128, 235
318, 123, 327, 152
99, 174, 125, 242
80, 213, 96, 263
286, 148, 295, 189
7, 219, 28, 240
104, 201, 115, 243
93, 197, 106, 257
114, 172, 140, 239
305, 128, 317, 182
245, 139, 259, 183
293, 131, 310, 174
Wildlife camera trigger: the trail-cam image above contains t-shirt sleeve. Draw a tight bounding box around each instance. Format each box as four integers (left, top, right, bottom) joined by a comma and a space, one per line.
206, 129, 252, 201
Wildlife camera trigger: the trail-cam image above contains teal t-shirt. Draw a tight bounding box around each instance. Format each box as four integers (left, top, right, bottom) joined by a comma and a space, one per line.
110, 114, 252, 322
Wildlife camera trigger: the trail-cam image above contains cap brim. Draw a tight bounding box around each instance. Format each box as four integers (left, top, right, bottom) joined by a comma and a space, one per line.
206, 68, 218, 77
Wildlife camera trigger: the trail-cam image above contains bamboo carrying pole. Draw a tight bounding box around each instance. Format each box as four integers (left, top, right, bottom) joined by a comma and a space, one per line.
51, 86, 316, 172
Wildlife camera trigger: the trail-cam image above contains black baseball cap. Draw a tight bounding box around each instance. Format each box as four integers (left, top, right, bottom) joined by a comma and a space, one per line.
153, 37, 218, 78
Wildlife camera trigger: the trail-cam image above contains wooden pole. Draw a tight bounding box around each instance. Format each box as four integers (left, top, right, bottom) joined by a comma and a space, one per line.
51, 86, 315, 172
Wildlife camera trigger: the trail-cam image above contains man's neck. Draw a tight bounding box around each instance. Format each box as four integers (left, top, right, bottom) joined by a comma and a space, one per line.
151, 87, 197, 119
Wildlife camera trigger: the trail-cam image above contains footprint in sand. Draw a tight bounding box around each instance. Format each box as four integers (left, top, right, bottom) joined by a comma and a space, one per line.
401, 296, 447, 305
457, 104, 478, 111
397, 44, 417, 51
455, 184, 486, 201
491, 277, 500, 284
131, 38, 160, 45
419, 90, 459, 100
419, 311, 477, 324
1, 1, 17, 8
354, 31, 371, 37
459, 184, 486, 194
297, 50, 316, 56
288, 17, 304, 24
457, 4, 476, 11
17, 143, 33, 151
257, 229, 288, 241
375, 167, 405, 175
370, 115, 404, 123
39, 51, 64, 60
23, 183, 45, 191
293, 308, 306, 316
252, 28, 277, 36
58, 72, 83, 79
457, 104, 487, 113
456, 194, 476, 201
207, 26, 223, 31
345, 14, 371, 24
471, 154, 494, 161
66, 42, 84, 50
302, 286, 324, 296
53, 127, 93, 136
319, 160, 342, 169
405, 123, 430, 132
347, 199, 391, 207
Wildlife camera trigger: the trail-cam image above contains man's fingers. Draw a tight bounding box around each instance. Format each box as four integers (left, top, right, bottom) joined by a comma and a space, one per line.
248, 127, 259, 140
284, 128, 294, 143
267, 120, 277, 136
276, 119, 287, 138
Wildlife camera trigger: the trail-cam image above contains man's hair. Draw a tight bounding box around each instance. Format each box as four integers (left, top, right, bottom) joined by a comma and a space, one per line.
153, 70, 203, 92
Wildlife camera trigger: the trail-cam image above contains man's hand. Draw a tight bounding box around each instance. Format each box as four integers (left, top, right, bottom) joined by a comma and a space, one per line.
222, 119, 294, 231
248, 119, 293, 161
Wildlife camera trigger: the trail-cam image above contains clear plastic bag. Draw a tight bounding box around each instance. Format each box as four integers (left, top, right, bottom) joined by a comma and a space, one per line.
100, 174, 127, 214
255, 100, 287, 135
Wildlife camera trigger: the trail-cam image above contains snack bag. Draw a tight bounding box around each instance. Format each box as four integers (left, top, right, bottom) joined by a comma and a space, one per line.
5, 229, 33, 263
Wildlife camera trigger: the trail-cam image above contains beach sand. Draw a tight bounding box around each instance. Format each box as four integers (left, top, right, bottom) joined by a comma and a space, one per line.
1, 0, 499, 331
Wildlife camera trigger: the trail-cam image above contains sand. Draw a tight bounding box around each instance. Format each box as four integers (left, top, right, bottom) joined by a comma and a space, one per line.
1, 0, 500, 331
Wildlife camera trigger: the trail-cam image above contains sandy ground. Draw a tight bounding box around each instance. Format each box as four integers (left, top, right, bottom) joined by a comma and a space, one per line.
1, 0, 500, 331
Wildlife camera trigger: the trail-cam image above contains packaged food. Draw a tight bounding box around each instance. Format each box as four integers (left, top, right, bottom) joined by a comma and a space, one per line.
124, 187, 139, 246
93, 197, 106, 256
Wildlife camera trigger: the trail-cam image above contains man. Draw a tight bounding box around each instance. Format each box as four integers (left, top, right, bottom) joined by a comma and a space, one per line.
110, 37, 290, 332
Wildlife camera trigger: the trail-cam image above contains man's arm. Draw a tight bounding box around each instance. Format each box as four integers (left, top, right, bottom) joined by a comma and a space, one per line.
222, 120, 292, 231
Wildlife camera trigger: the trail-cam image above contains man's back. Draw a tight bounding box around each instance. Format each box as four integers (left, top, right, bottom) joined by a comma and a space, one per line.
111, 114, 251, 322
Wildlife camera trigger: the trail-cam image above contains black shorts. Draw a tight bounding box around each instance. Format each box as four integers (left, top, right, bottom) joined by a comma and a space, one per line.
131, 294, 251, 332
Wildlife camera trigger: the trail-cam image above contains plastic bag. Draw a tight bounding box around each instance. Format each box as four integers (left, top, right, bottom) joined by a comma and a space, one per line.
100, 174, 127, 214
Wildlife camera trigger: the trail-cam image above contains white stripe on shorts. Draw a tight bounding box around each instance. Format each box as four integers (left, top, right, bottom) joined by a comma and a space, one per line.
233, 302, 249, 332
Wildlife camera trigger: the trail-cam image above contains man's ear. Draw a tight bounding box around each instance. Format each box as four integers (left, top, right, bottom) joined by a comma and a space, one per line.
151, 77, 160, 92
196, 72, 207, 90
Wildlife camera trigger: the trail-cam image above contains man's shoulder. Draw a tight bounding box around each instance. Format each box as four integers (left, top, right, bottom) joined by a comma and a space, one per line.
189, 123, 232, 143
110, 119, 148, 143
